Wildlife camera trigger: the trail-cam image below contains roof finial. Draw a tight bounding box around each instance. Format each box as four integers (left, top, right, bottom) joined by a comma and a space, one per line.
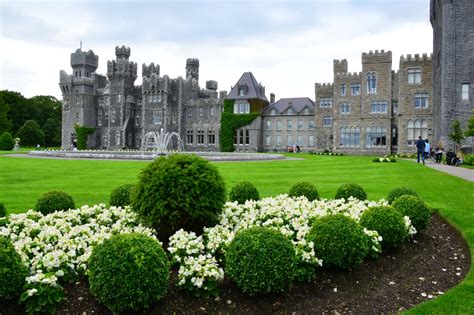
80, 40, 82, 50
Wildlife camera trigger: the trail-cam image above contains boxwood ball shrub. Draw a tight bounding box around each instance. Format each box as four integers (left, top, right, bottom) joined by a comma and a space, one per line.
35, 191, 75, 215
131, 154, 226, 238
307, 214, 369, 269
229, 181, 260, 204
0, 236, 28, 300
360, 206, 408, 249
109, 183, 135, 207
335, 183, 367, 201
88, 233, 169, 313
288, 181, 319, 201
225, 227, 296, 295
386, 187, 418, 204
392, 195, 431, 232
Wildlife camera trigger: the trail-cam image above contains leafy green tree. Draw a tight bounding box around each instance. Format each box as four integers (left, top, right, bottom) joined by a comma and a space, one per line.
448, 120, 465, 152
0, 101, 12, 134
42, 118, 61, 147
0, 132, 14, 150
16, 120, 44, 147
466, 115, 474, 137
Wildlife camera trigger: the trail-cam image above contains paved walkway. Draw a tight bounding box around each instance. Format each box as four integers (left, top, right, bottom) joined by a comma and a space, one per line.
424, 163, 474, 182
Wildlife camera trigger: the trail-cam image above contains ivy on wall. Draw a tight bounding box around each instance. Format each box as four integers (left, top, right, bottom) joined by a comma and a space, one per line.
219, 99, 260, 152
74, 124, 94, 150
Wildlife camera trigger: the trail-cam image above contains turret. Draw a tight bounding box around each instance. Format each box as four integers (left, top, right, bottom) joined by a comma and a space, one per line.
185, 58, 199, 81
70, 48, 98, 78
106, 45, 137, 84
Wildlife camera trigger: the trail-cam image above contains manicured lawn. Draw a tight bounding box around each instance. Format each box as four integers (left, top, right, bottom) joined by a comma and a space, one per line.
0, 153, 472, 314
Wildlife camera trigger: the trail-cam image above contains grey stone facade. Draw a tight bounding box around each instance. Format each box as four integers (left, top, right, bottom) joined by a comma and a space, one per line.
431, 0, 474, 151
315, 50, 433, 154
60, 46, 225, 151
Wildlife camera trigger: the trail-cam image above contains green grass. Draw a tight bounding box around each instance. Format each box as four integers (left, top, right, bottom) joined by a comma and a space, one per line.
0, 153, 472, 314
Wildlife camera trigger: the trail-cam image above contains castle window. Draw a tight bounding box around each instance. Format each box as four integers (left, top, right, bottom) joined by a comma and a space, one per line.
308, 135, 315, 147
153, 110, 162, 124
276, 120, 282, 131
414, 93, 429, 108
265, 135, 271, 146
319, 98, 332, 108
287, 108, 293, 115
271, 109, 277, 115
266, 120, 271, 130
135, 115, 140, 127
407, 68, 421, 84
111, 109, 116, 123
350, 83, 361, 95
276, 135, 282, 147
234, 103, 249, 114
98, 110, 102, 126
287, 135, 292, 146
340, 127, 360, 147
158, 94, 162, 102
297, 135, 303, 146
239, 129, 244, 145
304, 108, 310, 115
210, 106, 215, 116
199, 107, 203, 116
287, 119, 292, 130
297, 119, 303, 130
340, 103, 351, 114
366, 127, 386, 148
245, 129, 250, 145
188, 107, 193, 117
116, 132, 120, 146
340, 83, 346, 96
407, 119, 428, 146
367, 73, 377, 94
197, 129, 204, 145
392, 101, 398, 114
323, 116, 332, 127
208, 128, 215, 146
462, 83, 470, 100
187, 129, 193, 145
238, 85, 248, 96
371, 101, 387, 113
309, 119, 315, 130
233, 130, 238, 145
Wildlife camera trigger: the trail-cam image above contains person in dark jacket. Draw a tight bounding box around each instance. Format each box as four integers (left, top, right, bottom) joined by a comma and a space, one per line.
415, 136, 425, 163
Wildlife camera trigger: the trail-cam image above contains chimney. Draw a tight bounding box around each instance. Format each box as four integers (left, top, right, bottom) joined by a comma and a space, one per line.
270, 93, 275, 103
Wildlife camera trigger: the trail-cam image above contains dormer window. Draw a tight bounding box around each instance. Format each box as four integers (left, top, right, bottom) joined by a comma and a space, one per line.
304, 108, 310, 115
271, 109, 277, 116
287, 108, 293, 115
238, 84, 248, 96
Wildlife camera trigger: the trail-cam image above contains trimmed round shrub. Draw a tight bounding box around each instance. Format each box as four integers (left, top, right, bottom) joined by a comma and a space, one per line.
360, 206, 408, 249
35, 191, 75, 215
392, 195, 431, 232
109, 183, 135, 207
0, 132, 14, 150
229, 181, 260, 204
0, 236, 28, 300
0, 203, 6, 217
88, 233, 170, 313
307, 214, 369, 269
386, 187, 418, 204
335, 183, 367, 201
288, 181, 319, 201
131, 154, 226, 238
225, 227, 296, 295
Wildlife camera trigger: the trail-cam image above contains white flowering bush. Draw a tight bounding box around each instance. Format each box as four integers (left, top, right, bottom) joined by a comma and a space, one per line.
168, 195, 415, 295
0, 204, 156, 314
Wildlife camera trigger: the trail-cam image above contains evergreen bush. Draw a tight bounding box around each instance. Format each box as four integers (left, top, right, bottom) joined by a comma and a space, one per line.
288, 181, 319, 201
307, 214, 369, 269
131, 154, 226, 239
16, 120, 44, 146
392, 195, 431, 232
88, 233, 169, 313
35, 191, 75, 215
0, 236, 28, 300
386, 187, 419, 204
225, 227, 296, 295
360, 206, 408, 249
0, 203, 6, 217
335, 183, 367, 201
0, 132, 14, 150
109, 183, 135, 207
229, 181, 260, 204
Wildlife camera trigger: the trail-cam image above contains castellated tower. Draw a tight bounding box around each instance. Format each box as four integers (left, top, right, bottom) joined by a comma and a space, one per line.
59, 48, 103, 149
185, 58, 200, 81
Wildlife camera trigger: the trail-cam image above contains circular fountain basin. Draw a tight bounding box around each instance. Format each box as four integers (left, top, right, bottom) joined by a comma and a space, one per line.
28, 150, 286, 162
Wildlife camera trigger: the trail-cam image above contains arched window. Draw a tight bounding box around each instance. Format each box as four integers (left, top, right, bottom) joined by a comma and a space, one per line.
367, 72, 377, 94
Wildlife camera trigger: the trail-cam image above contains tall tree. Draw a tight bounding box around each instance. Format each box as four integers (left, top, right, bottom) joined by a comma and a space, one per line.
0, 100, 12, 134
465, 114, 474, 137
42, 118, 61, 147
0, 90, 26, 134
16, 120, 44, 147
448, 120, 465, 153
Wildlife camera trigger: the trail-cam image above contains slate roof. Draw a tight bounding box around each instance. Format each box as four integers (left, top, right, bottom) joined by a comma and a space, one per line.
263, 97, 315, 115
226, 72, 268, 102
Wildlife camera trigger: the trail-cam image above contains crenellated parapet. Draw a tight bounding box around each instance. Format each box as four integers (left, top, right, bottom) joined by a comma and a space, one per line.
142, 63, 160, 77
107, 59, 138, 80
315, 82, 334, 96
400, 53, 433, 63
206, 80, 218, 91
70, 49, 98, 70
333, 59, 348, 75
115, 45, 131, 60
362, 49, 392, 64
185, 58, 200, 81
335, 71, 362, 79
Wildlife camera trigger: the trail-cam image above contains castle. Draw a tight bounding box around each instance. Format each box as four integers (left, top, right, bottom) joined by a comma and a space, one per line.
60, 1, 473, 154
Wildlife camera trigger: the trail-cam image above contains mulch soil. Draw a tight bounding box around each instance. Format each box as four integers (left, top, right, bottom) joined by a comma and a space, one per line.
1, 213, 470, 315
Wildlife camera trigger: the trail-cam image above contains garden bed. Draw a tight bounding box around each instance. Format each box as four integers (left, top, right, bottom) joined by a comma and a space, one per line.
1, 213, 465, 315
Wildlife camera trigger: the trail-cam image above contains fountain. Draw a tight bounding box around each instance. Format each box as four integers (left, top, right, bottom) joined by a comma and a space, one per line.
142, 128, 184, 154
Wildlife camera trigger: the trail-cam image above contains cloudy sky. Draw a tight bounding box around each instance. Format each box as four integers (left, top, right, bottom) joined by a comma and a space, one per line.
0, 0, 432, 101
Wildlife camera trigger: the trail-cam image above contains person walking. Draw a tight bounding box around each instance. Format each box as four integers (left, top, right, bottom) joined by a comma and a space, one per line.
423, 139, 431, 165
416, 136, 425, 163
435, 141, 444, 163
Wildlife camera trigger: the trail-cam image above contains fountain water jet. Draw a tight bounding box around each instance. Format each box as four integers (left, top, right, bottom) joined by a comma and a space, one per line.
142, 128, 184, 154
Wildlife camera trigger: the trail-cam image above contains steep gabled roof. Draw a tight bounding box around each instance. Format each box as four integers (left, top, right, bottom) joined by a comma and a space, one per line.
226, 72, 268, 102
263, 97, 315, 115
